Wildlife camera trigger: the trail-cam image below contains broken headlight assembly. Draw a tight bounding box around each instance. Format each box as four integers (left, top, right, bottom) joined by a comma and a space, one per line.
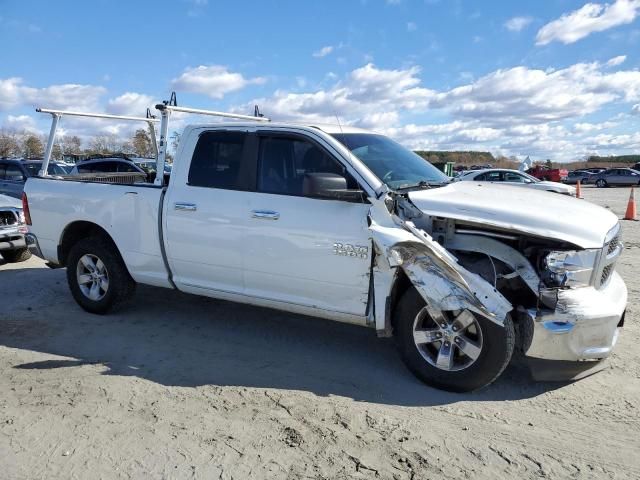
541, 249, 599, 288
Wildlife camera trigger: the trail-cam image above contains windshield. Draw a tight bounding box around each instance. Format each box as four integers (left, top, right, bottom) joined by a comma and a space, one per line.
23, 162, 69, 176
332, 133, 449, 189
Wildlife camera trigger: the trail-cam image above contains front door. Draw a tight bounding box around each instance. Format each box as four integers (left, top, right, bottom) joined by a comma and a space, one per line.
243, 133, 371, 317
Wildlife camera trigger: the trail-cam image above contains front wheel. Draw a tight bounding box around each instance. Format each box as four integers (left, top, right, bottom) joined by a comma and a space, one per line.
394, 288, 514, 392
1, 247, 32, 263
66, 236, 136, 314
596, 179, 608, 188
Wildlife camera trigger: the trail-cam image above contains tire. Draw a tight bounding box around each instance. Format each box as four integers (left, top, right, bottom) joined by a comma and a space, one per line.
394, 288, 515, 392
66, 236, 136, 314
596, 179, 607, 188
1, 247, 32, 263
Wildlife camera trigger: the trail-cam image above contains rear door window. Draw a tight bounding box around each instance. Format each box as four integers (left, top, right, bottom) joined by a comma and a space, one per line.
188, 131, 248, 190
5, 164, 25, 182
504, 172, 526, 182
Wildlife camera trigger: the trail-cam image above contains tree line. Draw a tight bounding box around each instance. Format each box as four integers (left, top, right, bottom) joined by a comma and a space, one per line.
0, 127, 158, 160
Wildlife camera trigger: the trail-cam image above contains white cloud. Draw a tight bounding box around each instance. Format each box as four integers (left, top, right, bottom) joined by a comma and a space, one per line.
5, 114, 37, 132
106, 92, 155, 116
632, 103, 640, 113
407, 21, 417, 32
606, 54, 627, 66
238, 63, 433, 127
238, 61, 640, 161
573, 121, 618, 132
536, 0, 640, 45
428, 60, 640, 125
312, 46, 334, 58
504, 16, 533, 32
0, 77, 106, 112
171, 65, 266, 99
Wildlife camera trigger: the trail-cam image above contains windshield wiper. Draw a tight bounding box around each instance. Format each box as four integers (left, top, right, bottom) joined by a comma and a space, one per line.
395, 180, 449, 191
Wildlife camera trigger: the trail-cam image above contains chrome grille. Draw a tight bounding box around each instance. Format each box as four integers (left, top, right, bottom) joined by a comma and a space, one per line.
601, 264, 614, 285
607, 233, 621, 255
0, 210, 18, 228
595, 224, 622, 288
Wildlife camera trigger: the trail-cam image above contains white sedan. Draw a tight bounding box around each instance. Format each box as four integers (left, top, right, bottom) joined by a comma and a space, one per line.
454, 168, 576, 196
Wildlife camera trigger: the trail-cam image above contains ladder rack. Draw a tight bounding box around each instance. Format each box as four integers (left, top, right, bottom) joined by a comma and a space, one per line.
36, 93, 269, 186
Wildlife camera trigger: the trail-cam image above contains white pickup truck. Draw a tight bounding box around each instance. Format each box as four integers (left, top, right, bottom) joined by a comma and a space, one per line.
23, 101, 627, 392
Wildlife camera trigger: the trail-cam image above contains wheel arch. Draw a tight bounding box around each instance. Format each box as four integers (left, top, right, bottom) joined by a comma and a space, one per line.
58, 221, 125, 269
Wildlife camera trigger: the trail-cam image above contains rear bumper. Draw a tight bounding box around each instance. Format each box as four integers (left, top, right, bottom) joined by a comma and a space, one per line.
520, 271, 627, 380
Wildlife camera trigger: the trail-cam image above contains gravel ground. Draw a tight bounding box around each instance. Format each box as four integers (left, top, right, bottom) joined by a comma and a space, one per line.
1, 185, 638, 479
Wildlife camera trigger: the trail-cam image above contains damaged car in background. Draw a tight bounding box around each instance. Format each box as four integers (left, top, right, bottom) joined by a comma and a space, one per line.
23, 99, 627, 392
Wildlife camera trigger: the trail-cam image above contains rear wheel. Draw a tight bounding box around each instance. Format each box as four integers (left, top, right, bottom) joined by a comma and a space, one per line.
66, 236, 135, 314
394, 288, 514, 392
596, 179, 608, 188
1, 248, 31, 263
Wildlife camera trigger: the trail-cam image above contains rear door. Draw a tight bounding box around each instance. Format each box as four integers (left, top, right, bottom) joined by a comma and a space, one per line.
243, 132, 371, 317
164, 129, 253, 294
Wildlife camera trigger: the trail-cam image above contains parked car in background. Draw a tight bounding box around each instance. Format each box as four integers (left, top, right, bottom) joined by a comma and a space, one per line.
69, 158, 148, 183
526, 165, 569, 182
70, 157, 146, 175
0, 193, 30, 263
131, 157, 172, 184
0, 159, 70, 198
564, 170, 596, 184
594, 168, 640, 187
455, 168, 576, 195
582, 167, 606, 174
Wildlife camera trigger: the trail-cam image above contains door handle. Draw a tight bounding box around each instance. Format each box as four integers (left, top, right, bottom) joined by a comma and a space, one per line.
174, 202, 197, 211
251, 210, 280, 220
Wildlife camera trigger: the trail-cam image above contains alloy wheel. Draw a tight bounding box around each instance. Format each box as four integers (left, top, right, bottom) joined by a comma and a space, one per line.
412, 308, 483, 371
76, 254, 109, 301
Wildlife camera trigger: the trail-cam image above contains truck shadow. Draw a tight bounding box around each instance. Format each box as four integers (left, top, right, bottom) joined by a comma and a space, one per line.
0, 267, 567, 407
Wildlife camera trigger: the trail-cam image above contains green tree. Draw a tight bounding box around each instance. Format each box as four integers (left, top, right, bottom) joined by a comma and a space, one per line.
132, 128, 153, 157
23, 134, 44, 158
0, 130, 21, 158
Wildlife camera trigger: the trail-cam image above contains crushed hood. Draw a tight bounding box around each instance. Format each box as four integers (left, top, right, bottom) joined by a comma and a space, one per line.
408, 182, 618, 249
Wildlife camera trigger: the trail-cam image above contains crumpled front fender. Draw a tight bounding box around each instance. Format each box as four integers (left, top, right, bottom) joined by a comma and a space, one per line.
368, 201, 512, 335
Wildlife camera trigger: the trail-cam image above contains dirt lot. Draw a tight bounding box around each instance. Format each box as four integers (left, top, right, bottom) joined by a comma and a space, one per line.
1, 185, 639, 479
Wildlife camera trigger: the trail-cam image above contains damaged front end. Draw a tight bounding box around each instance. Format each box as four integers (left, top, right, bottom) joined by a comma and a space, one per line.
367, 198, 513, 336
368, 192, 627, 381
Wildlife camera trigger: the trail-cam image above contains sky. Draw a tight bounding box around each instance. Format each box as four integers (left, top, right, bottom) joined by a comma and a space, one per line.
2, 0, 640, 161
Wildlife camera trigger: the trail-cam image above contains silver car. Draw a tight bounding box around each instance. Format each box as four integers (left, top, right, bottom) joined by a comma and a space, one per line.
455, 168, 576, 196
594, 168, 640, 188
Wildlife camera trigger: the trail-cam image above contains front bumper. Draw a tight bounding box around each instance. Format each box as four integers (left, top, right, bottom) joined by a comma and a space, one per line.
0, 229, 26, 252
520, 271, 627, 380
25, 233, 44, 259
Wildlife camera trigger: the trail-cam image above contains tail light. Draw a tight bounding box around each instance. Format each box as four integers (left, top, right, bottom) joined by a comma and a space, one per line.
22, 192, 32, 225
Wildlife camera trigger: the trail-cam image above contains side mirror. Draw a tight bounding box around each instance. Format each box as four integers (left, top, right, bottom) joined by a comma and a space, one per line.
303, 172, 366, 202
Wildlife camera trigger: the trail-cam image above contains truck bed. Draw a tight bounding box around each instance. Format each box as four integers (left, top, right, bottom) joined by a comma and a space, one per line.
25, 177, 171, 288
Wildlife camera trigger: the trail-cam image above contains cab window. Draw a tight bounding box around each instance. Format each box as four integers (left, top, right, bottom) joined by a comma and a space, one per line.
188, 131, 247, 190
257, 136, 356, 197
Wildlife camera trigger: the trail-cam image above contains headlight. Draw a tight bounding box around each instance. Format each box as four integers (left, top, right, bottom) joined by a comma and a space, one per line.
542, 249, 599, 288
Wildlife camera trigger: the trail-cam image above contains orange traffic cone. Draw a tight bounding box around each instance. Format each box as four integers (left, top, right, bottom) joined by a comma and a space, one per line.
575, 180, 582, 199
624, 186, 637, 221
